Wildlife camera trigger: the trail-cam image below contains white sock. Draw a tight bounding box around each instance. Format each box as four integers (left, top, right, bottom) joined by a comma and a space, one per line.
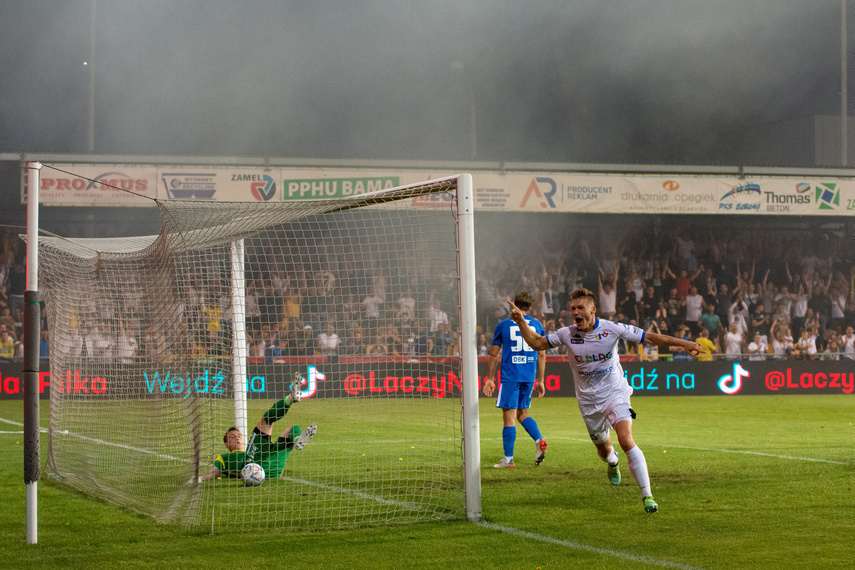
602, 449, 618, 466
625, 445, 652, 497
504, 456, 513, 462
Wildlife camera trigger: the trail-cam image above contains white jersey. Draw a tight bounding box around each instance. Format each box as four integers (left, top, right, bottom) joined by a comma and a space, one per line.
546, 318, 645, 404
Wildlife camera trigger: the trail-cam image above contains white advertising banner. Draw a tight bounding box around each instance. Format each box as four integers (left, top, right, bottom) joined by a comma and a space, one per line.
36, 165, 158, 205
33, 164, 855, 216
468, 172, 855, 216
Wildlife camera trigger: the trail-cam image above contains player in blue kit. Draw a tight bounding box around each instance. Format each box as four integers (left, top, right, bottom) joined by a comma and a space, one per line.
482, 291, 548, 468
508, 288, 700, 514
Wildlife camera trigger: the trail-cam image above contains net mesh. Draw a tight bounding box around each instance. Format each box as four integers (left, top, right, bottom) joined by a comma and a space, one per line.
41, 176, 466, 530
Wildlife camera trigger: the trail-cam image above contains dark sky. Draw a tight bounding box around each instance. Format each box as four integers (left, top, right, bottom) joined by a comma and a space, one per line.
0, 0, 847, 165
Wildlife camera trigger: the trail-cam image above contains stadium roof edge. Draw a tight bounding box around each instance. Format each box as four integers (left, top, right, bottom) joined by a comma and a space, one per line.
4, 152, 855, 178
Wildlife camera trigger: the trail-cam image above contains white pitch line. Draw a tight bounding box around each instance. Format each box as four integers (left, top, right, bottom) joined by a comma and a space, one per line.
2, 418, 846, 466
0, 416, 185, 462
3, 416, 845, 569
280, 474, 432, 514
477, 521, 704, 570
6, 417, 832, 568
1, 418, 702, 568
0, 417, 27, 426
551, 436, 852, 466
179, 432, 854, 466
278, 475, 703, 568
0, 417, 47, 433
647, 442, 850, 465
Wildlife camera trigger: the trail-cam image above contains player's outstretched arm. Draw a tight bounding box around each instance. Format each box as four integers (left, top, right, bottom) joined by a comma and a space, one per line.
645, 331, 701, 356
200, 466, 220, 481
506, 301, 550, 351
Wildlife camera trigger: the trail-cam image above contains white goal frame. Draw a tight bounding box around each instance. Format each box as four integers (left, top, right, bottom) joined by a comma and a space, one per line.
29, 168, 482, 533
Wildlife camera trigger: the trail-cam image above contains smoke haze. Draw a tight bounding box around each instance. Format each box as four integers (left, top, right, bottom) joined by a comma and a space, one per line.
0, 0, 846, 164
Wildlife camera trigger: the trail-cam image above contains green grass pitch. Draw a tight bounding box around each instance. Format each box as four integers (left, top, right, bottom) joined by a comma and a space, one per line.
0, 395, 852, 568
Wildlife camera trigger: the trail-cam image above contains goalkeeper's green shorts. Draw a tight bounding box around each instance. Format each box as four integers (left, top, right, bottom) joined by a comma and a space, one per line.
256, 425, 302, 477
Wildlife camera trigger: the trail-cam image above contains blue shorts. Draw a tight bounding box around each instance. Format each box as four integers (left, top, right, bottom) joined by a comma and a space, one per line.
495, 381, 534, 410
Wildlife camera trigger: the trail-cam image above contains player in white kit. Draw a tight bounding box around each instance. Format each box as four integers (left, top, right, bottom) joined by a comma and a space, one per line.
508, 288, 701, 514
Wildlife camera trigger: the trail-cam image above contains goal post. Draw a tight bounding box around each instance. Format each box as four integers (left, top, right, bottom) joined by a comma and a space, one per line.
39, 173, 481, 530
230, 239, 248, 440
24, 161, 42, 544
457, 173, 481, 522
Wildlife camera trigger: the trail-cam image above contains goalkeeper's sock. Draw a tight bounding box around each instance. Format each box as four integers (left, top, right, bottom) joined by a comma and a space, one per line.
520, 416, 542, 441
262, 399, 289, 424
502, 426, 516, 458
625, 445, 652, 498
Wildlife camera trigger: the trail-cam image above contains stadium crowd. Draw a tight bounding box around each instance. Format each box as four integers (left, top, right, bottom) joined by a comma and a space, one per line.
2, 219, 855, 362
475, 221, 855, 362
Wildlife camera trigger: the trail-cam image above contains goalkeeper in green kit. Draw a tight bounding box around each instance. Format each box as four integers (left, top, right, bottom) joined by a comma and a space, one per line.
200, 372, 317, 481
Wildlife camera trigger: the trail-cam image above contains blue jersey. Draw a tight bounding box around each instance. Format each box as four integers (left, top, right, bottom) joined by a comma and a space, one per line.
492, 315, 544, 383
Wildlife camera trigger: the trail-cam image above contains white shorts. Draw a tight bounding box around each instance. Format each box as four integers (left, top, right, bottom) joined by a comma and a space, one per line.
577, 391, 634, 445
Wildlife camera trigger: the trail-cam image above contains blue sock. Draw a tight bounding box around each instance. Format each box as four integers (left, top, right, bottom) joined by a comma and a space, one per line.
520, 416, 542, 441
502, 426, 516, 458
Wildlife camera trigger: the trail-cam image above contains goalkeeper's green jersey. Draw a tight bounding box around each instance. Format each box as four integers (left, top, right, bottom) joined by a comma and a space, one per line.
214, 450, 248, 478
214, 427, 301, 479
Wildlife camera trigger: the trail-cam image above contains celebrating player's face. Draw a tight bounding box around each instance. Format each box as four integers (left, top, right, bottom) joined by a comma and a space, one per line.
570, 297, 596, 331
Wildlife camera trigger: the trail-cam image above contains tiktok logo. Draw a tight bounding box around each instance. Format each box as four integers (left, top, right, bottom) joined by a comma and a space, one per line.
718, 362, 749, 395
299, 365, 325, 399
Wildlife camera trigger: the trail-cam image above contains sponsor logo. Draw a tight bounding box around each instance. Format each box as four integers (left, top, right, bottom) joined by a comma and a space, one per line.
624, 367, 696, 391
814, 183, 840, 210
662, 180, 680, 191
162, 173, 217, 199
718, 362, 749, 394
721, 183, 761, 200
412, 191, 454, 207
512, 355, 527, 364
231, 173, 277, 201
283, 177, 399, 200
476, 187, 510, 209
300, 365, 324, 398
520, 177, 557, 208
719, 183, 761, 211
343, 370, 461, 398
796, 182, 811, 194
764, 368, 853, 393
565, 183, 613, 201
0, 371, 101, 395
762, 186, 811, 212
40, 172, 149, 193
575, 352, 613, 364
144, 369, 234, 399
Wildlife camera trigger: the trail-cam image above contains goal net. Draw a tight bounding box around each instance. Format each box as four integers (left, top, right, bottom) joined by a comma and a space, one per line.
40, 174, 479, 531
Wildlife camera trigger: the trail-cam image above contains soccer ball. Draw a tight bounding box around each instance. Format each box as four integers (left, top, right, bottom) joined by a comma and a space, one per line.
240, 463, 265, 487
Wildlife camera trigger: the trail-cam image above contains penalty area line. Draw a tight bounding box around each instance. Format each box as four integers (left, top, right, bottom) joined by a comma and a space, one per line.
476, 521, 704, 570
